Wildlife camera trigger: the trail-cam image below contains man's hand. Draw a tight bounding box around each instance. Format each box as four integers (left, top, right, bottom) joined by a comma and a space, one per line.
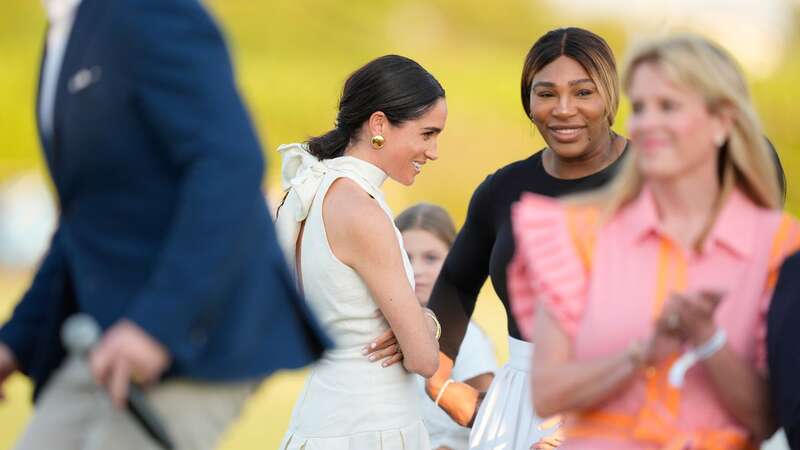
90, 320, 171, 408
0, 343, 18, 401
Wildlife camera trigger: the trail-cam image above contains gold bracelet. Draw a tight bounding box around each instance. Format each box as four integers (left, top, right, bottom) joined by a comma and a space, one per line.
423, 308, 442, 341
434, 379, 454, 406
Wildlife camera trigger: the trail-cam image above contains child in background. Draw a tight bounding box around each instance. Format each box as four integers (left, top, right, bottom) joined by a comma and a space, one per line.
397, 203, 497, 450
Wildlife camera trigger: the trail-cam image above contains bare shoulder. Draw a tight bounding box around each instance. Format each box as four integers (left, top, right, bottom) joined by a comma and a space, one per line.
323, 177, 384, 228
323, 177, 397, 265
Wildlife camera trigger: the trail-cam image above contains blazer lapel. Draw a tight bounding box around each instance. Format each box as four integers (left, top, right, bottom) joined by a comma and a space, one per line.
51, 0, 107, 162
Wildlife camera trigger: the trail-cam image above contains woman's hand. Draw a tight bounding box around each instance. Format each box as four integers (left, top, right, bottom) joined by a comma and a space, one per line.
426, 379, 482, 427
633, 290, 725, 371
531, 416, 564, 449
644, 290, 722, 362
364, 329, 403, 367
641, 297, 685, 366
672, 291, 723, 345
424, 353, 482, 426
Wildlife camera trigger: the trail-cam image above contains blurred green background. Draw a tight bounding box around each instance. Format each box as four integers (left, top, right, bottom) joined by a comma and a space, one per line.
1, 0, 799, 448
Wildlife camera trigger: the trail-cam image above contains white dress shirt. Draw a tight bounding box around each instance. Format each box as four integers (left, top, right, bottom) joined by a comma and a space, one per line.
40, 0, 82, 138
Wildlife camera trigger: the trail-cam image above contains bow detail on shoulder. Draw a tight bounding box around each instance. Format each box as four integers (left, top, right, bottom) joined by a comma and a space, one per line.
275, 143, 328, 269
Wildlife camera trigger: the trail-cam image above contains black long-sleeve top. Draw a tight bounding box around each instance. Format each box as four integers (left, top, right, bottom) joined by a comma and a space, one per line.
428, 146, 629, 359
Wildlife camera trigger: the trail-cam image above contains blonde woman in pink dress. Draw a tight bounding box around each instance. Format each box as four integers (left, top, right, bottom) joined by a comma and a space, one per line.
508, 35, 800, 450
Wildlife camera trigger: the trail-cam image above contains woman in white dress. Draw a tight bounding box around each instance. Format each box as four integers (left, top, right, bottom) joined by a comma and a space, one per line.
276, 55, 447, 450
396, 203, 497, 450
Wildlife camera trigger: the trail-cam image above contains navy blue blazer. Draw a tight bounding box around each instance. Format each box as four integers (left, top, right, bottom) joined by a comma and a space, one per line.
0, 0, 328, 395
768, 250, 800, 449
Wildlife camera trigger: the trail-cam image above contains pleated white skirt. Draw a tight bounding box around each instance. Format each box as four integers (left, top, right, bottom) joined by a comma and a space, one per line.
469, 337, 555, 450
280, 345, 430, 450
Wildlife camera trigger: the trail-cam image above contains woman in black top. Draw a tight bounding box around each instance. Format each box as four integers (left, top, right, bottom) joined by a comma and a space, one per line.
424, 27, 629, 450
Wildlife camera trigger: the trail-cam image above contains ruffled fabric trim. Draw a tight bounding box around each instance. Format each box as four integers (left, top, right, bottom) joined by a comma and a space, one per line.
508, 193, 591, 340
280, 419, 430, 450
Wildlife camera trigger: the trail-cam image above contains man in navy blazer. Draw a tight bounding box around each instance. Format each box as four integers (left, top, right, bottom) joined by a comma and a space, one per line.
0, 0, 328, 447
768, 250, 800, 449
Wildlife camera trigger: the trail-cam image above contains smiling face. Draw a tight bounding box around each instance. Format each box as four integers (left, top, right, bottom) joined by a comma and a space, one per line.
627, 62, 727, 182
529, 56, 610, 159
379, 98, 447, 186
401, 228, 449, 305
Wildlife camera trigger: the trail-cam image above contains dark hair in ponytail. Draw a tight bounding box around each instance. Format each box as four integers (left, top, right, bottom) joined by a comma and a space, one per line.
307, 55, 446, 160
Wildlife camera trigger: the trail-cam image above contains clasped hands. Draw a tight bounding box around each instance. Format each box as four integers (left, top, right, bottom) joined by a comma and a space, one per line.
362, 330, 481, 427
630, 290, 725, 368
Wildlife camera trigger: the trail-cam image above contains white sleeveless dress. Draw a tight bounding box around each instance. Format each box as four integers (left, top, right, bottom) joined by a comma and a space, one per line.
276, 144, 430, 450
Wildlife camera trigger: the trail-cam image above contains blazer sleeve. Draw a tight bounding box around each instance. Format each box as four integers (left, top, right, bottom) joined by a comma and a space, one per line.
112, 0, 270, 365
0, 229, 65, 374
767, 251, 800, 449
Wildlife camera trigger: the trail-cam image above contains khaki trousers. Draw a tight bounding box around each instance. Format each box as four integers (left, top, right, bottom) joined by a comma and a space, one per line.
14, 357, 256, 450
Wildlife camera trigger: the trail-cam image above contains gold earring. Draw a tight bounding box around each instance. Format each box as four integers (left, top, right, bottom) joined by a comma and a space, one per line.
371, 135, 385, 149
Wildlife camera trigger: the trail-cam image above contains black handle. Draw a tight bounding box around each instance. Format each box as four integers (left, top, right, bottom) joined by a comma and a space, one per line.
127, 384, 175, 450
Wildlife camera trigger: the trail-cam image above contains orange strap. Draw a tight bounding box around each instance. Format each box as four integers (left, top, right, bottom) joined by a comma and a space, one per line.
766, 213, 800, 291
564, 205, 600, 271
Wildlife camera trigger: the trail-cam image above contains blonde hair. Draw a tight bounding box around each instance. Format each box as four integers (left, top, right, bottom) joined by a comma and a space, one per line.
580, 34, 781, 225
